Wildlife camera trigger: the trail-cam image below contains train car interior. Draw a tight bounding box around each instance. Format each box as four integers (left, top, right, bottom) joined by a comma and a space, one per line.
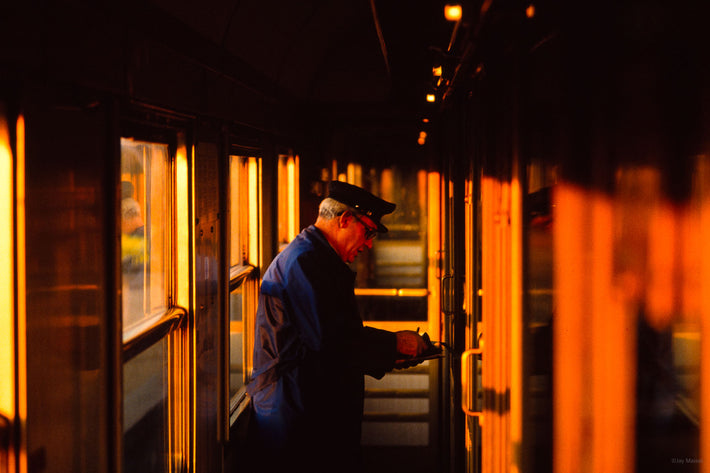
2, 1, 710, 472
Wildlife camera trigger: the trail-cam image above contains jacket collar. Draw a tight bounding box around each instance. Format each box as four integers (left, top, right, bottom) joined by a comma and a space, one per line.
304, 225, 355, 278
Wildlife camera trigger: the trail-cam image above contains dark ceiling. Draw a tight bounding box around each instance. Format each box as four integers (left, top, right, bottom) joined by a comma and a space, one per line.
153, 0, 459, 121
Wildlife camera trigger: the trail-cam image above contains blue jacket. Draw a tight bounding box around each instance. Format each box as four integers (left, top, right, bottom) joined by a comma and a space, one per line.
247, 225, 398, 471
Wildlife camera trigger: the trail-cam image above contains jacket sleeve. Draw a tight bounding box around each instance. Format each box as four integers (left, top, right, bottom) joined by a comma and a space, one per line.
294, 251, 399, 379
344, 325, 398, 379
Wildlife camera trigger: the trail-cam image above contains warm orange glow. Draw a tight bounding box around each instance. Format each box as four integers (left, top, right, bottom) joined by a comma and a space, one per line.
231, 155, 262, 266
432, 65, 442, 77
418, 131, 427, 145
426, 94, 436, 103
589, 193, 635, 472
287, 156, 299, 241
681, 205, 701, 319
510, 166, 522, 473
354, 288, 397, 296
646, 202, 676, 329
553, 184, 590, 472
427, 172, 441, 340
444, 4, 462, 21
229, 320, 243, 333
0, 111, 26, 472
16, 114, 26, 473
331, 160, 338, 184
277, 155, 301, 248
229, 157, 241, 265
15, 115, 28, 473
0, 106, 14, 420
346, 162, 362, 186
176, 136, 190, 309
525, 4, 535, 18
553, 183, 636, 473
247, 157, 261, 268
480, 175, 521, 471
700, 156, 710, 473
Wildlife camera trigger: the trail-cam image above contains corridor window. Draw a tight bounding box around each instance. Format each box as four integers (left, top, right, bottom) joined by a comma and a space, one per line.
120, 135, 188, 472
229, 155, 261, 408
230, 156, 261, 267
347, 166, 430, 322
277, 153, 300, 251
120, 138, 170, 337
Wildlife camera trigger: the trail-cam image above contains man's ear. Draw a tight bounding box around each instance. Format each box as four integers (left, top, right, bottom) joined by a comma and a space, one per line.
338, 210, 353, 228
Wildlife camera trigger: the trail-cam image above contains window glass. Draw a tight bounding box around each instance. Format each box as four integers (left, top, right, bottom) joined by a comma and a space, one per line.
229, 287, 244, 396
277, 154, 300, 251
121, 138, 170, 338
123, 339, 168, 473
229, 155, 261, 405
346, 166, 429, 321
120, 135, 186, 472
230, 156, 261, 267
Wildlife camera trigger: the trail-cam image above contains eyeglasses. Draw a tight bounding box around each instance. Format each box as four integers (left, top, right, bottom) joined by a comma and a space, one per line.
352, 213, 378, 240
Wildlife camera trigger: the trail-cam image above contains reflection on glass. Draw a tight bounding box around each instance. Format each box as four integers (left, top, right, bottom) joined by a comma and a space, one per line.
230, 155, 262, 268
353, 167, 428, 288
229, 288, 244, 397
277, 154, 299, 251
229, 154, 261, 402
347, 166, 428, 321
123, 339, 168, 473
121, 138, 169, 338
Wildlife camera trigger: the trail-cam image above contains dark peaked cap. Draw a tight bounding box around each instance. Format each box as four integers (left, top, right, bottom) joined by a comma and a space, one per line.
327, 180, 396, 233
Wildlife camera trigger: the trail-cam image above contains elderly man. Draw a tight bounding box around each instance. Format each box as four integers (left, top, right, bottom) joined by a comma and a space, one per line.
247, 180, 429, 473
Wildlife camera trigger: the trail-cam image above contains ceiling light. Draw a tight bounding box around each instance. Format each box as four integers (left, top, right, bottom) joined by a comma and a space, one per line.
426, 94, 436, 103
433, 65, 442, 77
444, 4, 462, 22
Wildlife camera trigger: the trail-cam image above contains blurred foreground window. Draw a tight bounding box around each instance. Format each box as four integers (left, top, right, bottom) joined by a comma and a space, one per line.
228, 155, 261, 416
121, 138, 170, 336
120, 135, 188, 472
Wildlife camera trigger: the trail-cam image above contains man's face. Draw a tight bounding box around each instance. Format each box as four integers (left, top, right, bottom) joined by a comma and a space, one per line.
339, 212, 377, 264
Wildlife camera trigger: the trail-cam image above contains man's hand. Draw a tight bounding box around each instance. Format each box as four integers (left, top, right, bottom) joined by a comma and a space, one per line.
395, 330, 428, 357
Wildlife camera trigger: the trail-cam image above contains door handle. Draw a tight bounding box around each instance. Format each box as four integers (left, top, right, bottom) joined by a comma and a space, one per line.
461, 348, 483, 419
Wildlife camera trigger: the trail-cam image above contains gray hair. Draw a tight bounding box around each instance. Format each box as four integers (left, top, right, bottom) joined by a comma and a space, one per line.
318, 197, 352, 220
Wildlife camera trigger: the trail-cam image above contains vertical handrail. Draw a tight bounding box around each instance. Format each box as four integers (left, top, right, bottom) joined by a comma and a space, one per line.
461, 348, 483, 419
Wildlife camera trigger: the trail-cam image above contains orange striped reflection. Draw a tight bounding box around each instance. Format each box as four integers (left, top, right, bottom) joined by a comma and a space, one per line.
554, 164, 710, 471
553, 183, 636, 473
698, 157, 710, 473
646, 201, 677, 329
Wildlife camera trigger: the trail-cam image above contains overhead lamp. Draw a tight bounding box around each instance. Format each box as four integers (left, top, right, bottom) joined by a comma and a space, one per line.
526, 4, 535, 18
432, 65, 442, 77
426, 94, 436, 103
418, 131, 427, 146
444, 4, 462, 22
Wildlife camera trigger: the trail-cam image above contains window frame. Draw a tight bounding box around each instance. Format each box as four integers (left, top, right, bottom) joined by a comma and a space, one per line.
227, 152, 262, 424
118, 118, 191, 473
